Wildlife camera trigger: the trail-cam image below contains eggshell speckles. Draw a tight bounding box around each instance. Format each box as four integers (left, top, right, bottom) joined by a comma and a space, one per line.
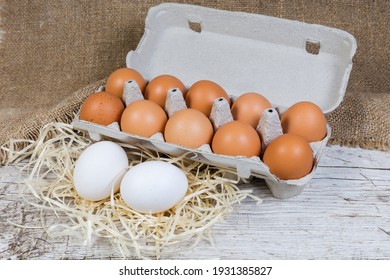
105, 68, 146, 99
79, 91, 124, 126
281, 101, 327, 142
263, 134, 314, 180
212, 121, 261, 158
186, 80, 231, 117
164, 108, 214, 149
121, 99, 167, 138
120, 161, 188, 213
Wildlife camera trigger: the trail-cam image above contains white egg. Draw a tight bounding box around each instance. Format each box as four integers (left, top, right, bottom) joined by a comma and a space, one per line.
120, 161, 188, 213
73, 141, 128, 201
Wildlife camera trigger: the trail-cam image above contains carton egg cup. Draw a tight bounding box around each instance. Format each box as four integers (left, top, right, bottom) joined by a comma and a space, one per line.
72, 3, 356, 199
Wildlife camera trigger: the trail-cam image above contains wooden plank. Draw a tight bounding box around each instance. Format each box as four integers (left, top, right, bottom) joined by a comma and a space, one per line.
318, 145, 390, 168
0, 145, 389, 259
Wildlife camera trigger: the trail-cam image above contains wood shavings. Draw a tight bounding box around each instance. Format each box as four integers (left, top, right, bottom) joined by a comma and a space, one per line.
2, 122, 262, 259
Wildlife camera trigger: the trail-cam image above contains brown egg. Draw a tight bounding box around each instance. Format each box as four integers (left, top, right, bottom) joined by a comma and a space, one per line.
212, 121, 261, 158
121, 100, 167, 138
263, 134, 313, 180
281, 101, 327, 142
145, 74, 187, 108
79, 91, 124, 126
231, 92, 272, 128
164, 108, 214, 149
105, 68, 146, 99
185, 80, 231, 117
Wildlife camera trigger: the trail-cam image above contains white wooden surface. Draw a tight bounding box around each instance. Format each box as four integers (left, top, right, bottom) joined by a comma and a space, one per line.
0, 145, 389, 260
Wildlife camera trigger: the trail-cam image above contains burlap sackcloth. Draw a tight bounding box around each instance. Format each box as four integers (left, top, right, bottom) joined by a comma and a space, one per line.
1, 0, 389, 164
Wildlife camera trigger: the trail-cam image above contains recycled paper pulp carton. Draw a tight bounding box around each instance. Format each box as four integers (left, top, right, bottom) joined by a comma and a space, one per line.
72, 3, 357, 199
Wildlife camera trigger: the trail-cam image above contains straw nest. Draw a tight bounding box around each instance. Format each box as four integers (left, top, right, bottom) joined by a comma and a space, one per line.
2, 122, 262, 259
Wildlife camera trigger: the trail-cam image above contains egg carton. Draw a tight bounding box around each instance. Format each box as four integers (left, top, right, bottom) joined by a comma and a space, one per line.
73, 83, 329, 199
72, 3, 356, 199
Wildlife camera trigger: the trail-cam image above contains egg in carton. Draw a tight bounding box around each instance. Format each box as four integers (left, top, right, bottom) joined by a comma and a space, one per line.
72, 3, 356, 199
73, 80, 330, 199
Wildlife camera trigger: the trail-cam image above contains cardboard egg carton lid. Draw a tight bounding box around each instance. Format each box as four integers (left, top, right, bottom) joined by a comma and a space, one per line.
127, 3, 356, 114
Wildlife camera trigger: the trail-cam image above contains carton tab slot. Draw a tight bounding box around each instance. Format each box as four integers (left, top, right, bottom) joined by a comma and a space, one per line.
188, 20, 202, 33
306, 40, 320, 55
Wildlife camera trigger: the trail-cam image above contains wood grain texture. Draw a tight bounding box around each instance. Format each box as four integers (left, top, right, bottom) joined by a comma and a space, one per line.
0, 145, 389, 260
